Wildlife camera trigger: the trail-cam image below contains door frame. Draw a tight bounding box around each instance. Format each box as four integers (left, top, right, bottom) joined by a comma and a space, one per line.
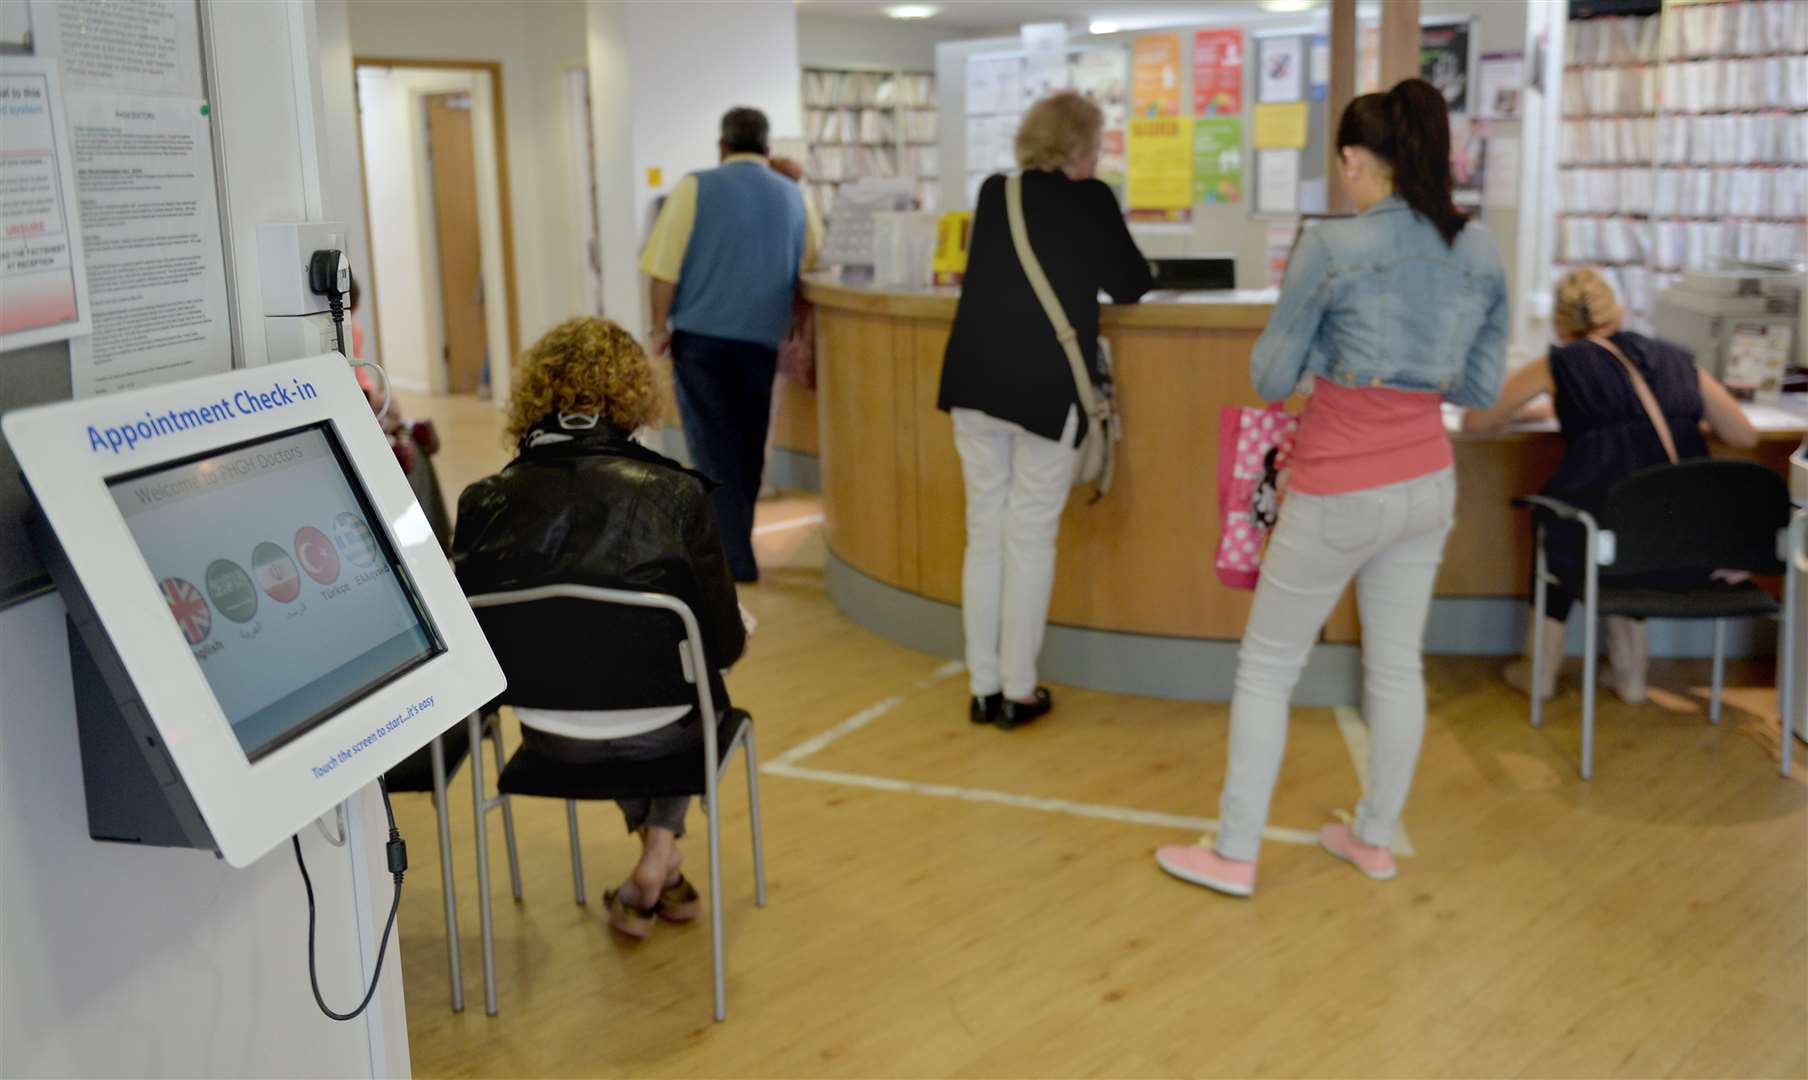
352, 57, 522, 371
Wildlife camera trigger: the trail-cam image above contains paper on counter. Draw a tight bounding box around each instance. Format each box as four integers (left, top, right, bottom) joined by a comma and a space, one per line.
66, 93, 232, 397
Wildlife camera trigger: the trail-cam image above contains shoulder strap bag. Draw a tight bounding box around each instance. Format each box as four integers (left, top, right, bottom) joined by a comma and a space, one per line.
1005, 172, 1116, 498
1591, 335, 1680, 465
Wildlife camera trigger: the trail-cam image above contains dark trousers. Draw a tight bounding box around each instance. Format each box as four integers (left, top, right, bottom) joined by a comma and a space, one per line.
671, 330, 778, 581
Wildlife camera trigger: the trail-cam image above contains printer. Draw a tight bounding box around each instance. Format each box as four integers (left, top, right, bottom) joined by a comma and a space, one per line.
1653, 264, 1804, 395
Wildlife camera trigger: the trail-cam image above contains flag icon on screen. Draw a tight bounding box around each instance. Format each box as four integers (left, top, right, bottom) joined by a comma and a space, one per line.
162, 577, 212, 645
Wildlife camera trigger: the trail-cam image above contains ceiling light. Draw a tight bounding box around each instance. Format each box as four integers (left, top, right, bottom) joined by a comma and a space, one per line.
1262, 0, 1314, 11
1089, 19, 1120, 34
884, 4, 939, 18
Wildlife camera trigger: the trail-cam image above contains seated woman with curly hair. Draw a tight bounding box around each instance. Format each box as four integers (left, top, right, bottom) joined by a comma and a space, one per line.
452, 317, 746, 939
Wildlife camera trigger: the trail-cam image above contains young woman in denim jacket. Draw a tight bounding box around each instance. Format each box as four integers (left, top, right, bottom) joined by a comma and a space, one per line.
1158, 79, 1508, 897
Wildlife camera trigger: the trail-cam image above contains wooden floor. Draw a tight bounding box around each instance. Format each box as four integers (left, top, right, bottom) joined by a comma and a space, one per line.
398, 393, 1807, 1079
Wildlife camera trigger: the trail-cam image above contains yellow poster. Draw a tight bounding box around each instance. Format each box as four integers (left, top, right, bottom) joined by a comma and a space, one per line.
1131, 34, 1182, 117
1127, 116, 1193, 210
1252, 102, 1310, 149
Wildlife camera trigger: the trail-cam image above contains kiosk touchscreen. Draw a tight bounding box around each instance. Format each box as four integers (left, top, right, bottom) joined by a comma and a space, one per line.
3, 355, 504, 867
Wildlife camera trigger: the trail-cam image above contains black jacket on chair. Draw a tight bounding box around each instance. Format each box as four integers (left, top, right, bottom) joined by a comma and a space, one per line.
451, 420, 745, 712
936, 170, 1154, 445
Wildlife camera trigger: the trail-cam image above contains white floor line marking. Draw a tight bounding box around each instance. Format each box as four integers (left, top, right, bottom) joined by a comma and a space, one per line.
768, 660, 965, 768
764, 761, 1324, 846
752, 512, 825, 537
1333, 706, 1416, 857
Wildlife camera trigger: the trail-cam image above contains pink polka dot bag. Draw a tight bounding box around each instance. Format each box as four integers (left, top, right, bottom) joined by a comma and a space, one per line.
1215, 403, 1299, 590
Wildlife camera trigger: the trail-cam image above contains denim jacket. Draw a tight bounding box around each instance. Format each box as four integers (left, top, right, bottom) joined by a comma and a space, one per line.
1250, 195, 1508, 407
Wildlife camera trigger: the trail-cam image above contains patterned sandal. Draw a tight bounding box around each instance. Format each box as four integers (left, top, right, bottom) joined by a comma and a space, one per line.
602, 888, 658, 939
656, 875, 703, 923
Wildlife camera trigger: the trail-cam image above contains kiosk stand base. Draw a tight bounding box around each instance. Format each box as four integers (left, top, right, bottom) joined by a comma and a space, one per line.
66, 622, 217, 854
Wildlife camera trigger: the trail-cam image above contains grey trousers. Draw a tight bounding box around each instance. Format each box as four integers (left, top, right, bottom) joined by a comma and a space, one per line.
1216, 468, 1456, 861
519, 716, 703, 838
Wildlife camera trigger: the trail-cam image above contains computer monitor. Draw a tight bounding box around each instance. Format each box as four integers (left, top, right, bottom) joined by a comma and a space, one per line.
1149, 257, 1236, 291
3, 354, 504, 866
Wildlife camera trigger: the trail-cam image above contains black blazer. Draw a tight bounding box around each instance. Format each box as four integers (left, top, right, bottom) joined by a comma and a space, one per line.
937, 170, 1153, 444
452, 421, 745, 711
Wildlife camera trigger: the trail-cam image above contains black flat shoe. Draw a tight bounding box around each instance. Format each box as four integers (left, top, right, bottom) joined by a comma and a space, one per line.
996, 688, 1052, 730
969, 693, 1003, 725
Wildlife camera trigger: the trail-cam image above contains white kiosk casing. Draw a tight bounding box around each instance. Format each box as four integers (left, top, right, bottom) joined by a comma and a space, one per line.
2, 355, 504, 867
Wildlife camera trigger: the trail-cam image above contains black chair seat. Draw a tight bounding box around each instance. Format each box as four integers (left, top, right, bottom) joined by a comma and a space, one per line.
384, 711, 494, 793
497, 711, 751, 801
1596, 580, 1779, 621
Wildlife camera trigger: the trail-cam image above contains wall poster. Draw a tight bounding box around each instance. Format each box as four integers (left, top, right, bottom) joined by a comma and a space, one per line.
1192, 29, 1244, 116
1126, 115, 1193, 210
1192, 117, 1243, 205
1420, 20, 1473, 114
1131, 33, 1182, 117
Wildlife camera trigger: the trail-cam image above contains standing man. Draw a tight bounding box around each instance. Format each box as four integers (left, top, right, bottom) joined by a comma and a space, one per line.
642, 107, 820, 583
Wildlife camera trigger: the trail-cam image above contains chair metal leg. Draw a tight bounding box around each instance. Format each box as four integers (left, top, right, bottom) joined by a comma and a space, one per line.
468, 712, 499, 1016
1709, 619, 1726, 724
488, 720, 524, 901
744, 724, 767, 908
1581, 557, 1599, 780
429, 736, 464, 1013
707, 781, 726, 1023
566, 800, 586, 905
1532, 534, 1548, 731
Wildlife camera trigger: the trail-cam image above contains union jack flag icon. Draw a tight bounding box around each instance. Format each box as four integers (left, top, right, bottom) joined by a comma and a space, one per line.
162, 577, 212, 645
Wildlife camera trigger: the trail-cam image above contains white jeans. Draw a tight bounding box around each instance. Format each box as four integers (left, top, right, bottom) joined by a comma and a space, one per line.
1216, 467, 1456, 861
952, 407, 1078, 700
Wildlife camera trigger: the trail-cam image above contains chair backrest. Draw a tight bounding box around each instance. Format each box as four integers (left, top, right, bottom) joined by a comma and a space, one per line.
1599, 460, 1788, 576
466, 585, 719, 722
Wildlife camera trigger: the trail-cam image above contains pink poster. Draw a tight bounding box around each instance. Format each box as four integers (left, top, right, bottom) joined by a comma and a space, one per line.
1193, 29, 1244, 116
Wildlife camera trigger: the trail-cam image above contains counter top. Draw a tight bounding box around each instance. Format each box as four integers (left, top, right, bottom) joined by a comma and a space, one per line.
1442, 395, 1808, 444
802, 275, 1277, 330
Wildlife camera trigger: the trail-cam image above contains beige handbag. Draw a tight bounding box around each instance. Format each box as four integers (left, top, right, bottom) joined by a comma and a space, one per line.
1004, 172, 1117, 498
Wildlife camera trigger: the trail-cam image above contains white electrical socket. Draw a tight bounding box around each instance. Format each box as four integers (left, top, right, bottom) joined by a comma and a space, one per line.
257, 221, 348, 316
264, 311, 343, 365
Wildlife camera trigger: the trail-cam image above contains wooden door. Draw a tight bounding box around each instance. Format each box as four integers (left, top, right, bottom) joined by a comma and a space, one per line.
425, 93, 487, 395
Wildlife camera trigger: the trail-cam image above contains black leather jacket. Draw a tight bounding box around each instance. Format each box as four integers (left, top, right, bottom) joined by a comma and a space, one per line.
452, 419, 745, 711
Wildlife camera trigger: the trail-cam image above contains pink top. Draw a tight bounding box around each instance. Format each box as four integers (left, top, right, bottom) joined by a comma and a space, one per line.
1286, 379, 1452, 496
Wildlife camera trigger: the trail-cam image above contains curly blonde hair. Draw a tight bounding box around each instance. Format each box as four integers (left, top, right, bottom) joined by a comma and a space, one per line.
505, 317, 659, 445
1553, 269, 1624, 341
1015, 91, 1103, 171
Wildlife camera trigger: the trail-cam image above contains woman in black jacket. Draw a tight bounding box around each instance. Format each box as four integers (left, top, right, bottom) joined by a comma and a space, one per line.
453, 317, 746, 939
937, 91, 1153, 730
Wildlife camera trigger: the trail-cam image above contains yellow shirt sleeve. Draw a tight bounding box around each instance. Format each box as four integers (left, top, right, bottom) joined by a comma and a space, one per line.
802, 191, 825, 272
639, 174, 698, 283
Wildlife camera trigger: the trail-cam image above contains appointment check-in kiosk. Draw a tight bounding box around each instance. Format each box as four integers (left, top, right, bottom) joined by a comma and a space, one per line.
2, 354, 504, 868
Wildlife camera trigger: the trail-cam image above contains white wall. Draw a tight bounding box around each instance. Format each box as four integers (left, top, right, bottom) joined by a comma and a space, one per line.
348, 0, 592, 377
357, 67, 511, 397
798, 12, 968, 71
0, 4, 407, 1076
586, 0, 803, 340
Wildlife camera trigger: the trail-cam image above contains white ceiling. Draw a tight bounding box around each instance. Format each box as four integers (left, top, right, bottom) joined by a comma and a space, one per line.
795, 0, 1328, 33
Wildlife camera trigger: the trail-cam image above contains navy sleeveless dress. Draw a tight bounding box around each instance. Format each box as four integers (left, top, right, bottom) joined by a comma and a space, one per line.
1536, 331, 1708, 619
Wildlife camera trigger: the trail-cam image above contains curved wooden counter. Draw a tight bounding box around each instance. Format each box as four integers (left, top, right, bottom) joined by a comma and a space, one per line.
801, 278, 1338, 647
793, 278, 1805, 698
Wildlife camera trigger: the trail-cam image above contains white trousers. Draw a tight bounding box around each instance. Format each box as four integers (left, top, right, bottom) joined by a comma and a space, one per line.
952, 406, 1078, 700
1216, 467, 1456, 861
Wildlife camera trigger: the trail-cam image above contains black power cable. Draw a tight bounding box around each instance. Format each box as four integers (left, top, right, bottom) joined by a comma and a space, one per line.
292, 777, 407, 1022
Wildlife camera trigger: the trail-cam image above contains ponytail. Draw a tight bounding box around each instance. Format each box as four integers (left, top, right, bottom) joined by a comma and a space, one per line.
1382, 78, 1466, 247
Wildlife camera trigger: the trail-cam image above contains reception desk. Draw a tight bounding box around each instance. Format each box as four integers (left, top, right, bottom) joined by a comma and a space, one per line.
786, 277, 1806, 705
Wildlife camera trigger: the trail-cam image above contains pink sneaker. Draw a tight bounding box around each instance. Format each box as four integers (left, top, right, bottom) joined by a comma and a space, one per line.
1155, 844, 1256, 897
1318, 822, 1397, 881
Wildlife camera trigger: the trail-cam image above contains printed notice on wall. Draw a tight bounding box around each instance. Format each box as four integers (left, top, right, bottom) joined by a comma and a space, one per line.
1127, 116, 1193, 210
66, 93, 231, 397
1258, 36, 1303, 103
1256, 148, 1300, 214
1192, 29, 1243, 116
0, 59, 92, 351
1131, 34, 1182, 117
29, 0, 202, 97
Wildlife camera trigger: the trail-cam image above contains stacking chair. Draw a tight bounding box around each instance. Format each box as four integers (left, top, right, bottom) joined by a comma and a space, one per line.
464, 585, 767, 1022
1519, 460, 1797, 779
382, 713, 522, 1012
